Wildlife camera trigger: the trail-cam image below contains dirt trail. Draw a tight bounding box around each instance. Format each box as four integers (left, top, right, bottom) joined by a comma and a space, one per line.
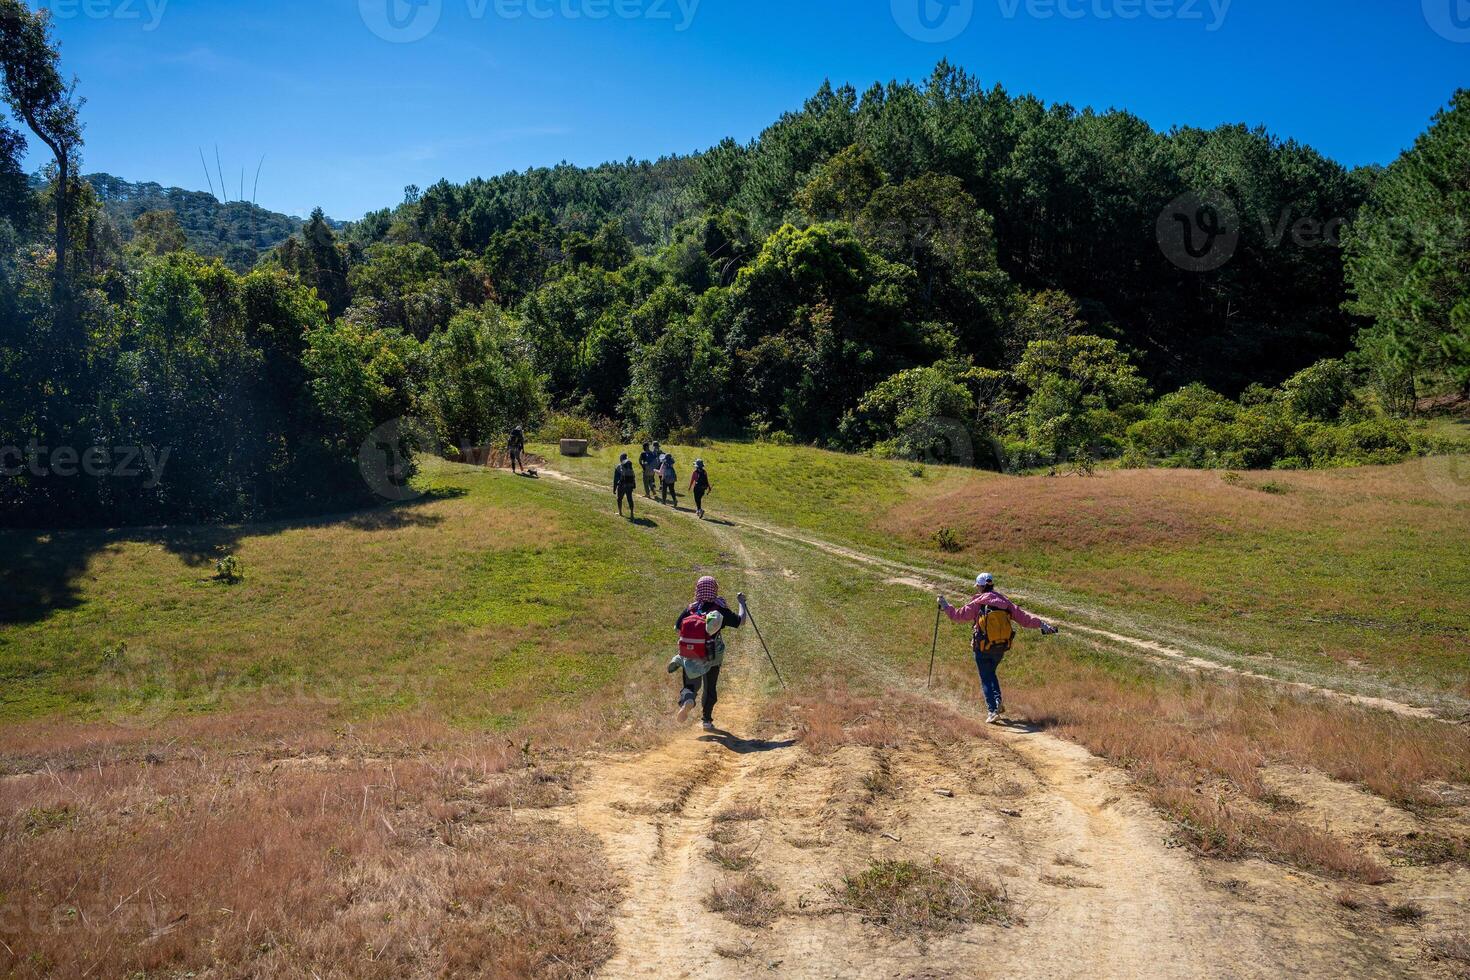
534, 488, 1419, 978
539, 466, 1457, 725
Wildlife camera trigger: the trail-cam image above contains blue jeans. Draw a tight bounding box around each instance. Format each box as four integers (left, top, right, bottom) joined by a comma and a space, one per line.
975, 653, 1004, 712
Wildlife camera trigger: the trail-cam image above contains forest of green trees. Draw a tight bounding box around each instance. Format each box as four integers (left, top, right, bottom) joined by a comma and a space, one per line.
84, 173, 310, 272
1, 0, 1466, 526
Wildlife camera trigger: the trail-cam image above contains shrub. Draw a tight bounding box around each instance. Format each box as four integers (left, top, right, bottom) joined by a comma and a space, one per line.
667, 425, 708, 447
1280, 358, 1354, 421
535, 412, 621, 449
213, 555, 244, 584
933, 527, 962, 553
841, 859, 1010, 934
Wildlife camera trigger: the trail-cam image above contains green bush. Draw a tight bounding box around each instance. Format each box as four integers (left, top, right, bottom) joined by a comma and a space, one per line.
536, 412, 621, 449
1280, 358, 1353, 422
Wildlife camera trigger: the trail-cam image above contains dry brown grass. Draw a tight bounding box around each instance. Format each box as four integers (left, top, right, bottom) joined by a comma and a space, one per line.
1007, 659, 1470, 882
0, 700, 649, 978
779, 684, 987, 757
712, 803, 763, 824
703, 874, 781, 928
840, 859, 1011, 934
707, 842, 756, 872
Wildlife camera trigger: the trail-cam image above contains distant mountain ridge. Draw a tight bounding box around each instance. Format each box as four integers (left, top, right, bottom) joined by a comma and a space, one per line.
82, 173, 334, 271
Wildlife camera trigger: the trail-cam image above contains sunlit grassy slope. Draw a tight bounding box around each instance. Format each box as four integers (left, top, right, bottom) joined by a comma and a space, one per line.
542, 440, 1470, 700
0, 462, 727, 726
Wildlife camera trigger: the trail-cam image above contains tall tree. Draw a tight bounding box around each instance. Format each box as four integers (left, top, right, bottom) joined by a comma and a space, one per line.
1345, 90, 1470, 404
0, 1, 82, 298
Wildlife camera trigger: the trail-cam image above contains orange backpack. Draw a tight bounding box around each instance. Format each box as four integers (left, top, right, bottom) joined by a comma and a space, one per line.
972, 605, 1015, 655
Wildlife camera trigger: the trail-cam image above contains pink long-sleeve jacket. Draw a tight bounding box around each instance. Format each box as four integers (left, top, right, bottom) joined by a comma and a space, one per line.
943, 592, 1046, 630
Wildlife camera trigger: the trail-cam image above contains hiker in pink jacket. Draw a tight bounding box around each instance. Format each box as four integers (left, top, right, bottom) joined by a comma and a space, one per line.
939, 573, 1058, 724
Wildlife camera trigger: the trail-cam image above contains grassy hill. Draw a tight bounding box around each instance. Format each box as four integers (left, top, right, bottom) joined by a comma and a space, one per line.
0, 449, 1467, 976
545, 441, 1470, 706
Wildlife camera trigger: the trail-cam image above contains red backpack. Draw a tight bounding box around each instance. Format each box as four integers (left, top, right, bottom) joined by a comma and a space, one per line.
678, 611, 711, 660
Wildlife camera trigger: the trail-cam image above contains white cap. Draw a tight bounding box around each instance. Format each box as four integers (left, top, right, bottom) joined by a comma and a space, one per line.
975, 572, 995, 590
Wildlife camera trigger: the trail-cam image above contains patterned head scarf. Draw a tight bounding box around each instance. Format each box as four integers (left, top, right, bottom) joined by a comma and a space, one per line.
694, 576, 719, 605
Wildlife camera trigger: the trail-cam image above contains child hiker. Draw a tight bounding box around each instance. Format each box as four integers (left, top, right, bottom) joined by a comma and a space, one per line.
690, 459, 711, 519
613, 453, 637, 520
669, 576, 746, 732
938, 573, 1058, 724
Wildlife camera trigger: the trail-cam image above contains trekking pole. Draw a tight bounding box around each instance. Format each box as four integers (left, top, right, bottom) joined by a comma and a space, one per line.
927, 602, 941, 688
743, 603, 787, 691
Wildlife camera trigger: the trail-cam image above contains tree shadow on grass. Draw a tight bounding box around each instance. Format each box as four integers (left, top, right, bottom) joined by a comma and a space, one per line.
0, 488, 465, 627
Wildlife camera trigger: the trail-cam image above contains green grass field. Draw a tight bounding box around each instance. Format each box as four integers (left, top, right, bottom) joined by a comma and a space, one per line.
543, 440, 1470, 707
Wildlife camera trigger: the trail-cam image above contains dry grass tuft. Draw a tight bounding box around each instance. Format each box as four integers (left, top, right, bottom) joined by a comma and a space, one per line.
840, 859, 1011, 934
704, 874, 782, 928
848, 808, 882, 835
707, 842, 755, 872
713, 803, 763, 824
1040, 873, 1100, 889
1390, 902, 1428, 925
1337, 890, 1366, 911
708, 823, 741, 845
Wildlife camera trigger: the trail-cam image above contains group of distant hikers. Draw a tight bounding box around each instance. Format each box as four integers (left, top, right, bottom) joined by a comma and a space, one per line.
612, 441, 712, 522
504, 427, 1060, 732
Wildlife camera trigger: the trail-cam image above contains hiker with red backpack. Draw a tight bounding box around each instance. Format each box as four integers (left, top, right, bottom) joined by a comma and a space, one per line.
669, 576, 746, 732
938, 573, 1058, 724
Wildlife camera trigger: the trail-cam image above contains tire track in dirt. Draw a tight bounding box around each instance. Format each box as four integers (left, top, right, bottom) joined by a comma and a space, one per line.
532, 473, 1412, 977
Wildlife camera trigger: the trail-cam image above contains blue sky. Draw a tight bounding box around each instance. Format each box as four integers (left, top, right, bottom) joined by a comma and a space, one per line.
22, 0, 1470, 219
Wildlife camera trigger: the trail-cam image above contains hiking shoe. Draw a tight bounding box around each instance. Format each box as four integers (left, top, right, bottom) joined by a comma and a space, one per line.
697, 509, 705, 520
986, 710, 1001, 725
676, 699, 696, 723
702, 721, 716, 733
996, 700, 1006, 717
667, 657, 682, 675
